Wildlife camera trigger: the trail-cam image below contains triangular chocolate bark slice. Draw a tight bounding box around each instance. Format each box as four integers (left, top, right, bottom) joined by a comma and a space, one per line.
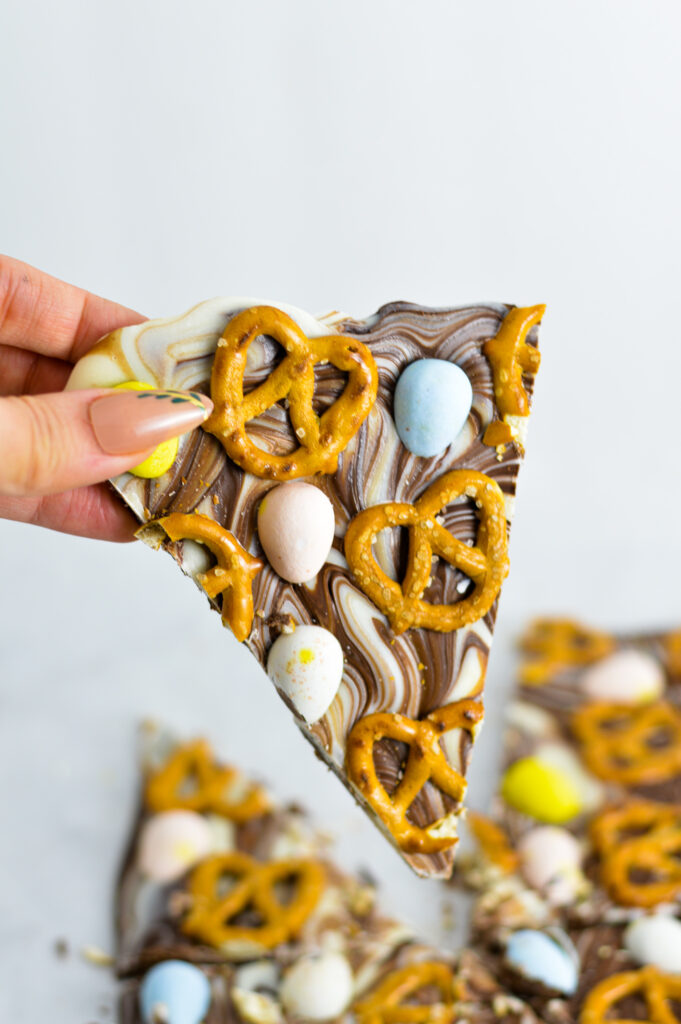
68, 297, 543, 877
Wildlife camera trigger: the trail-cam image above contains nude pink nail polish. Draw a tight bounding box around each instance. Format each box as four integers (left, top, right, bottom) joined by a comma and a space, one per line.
89, 388, 213, 455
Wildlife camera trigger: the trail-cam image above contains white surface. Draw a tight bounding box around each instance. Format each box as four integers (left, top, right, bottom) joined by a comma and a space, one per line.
2, 1, 681, 1020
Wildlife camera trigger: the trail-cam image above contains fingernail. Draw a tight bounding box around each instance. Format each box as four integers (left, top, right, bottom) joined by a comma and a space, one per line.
90, 388, 213, 455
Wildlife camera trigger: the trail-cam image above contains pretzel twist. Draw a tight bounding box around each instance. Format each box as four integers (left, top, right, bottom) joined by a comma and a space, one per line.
467, 812, 519, 874
591, 801, 681, 907
346, 700, 484, 853
482, 305, 543, 420
354, 962, 457, 1024
181, 851, 324, 949
204, 305, 378, 480
519, 618, 615, 685
572, 701, 681, 785
580, 966, 681, 1024
152, 512, 263, 642
666, 629, 681, 678
345, 470, 509, 635
145, 740, 269, 823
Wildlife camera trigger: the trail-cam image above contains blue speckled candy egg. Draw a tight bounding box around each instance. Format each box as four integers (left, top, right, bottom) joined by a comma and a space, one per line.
139, 960, 212, 1024
394, 358, 473, 458
506, 930, 579, 995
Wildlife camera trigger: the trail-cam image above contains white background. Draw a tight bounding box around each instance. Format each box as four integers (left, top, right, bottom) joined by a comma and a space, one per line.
2, 1, 681, 1020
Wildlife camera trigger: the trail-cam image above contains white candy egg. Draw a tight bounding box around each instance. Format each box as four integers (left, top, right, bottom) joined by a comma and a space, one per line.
517, 827, 583, 906
267, 625, 344, 723
258, 483, 335, 584
624, 916, 681, 972
138, 810, 213, 882
280, 953, 354, 1020
581, 649, 665, 704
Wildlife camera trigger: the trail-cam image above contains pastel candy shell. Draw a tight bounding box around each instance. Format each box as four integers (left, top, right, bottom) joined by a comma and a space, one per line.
267, 625, 344, 724
139, 960, 212, 1024
393, 358, 473, 458
138, 810, 214, 883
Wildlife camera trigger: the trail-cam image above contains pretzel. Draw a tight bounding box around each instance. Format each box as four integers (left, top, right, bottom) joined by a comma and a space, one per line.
591, 801, 681, 907
145, 740, 269, 823
152, 512, 263, 642
580, 966, 681, 1024
345, 470, 509, 635
572, 701, 681, 785
519, 618, 615, 685
482, 305, 543, 420
346, 700, 484, 853
181, 851, 324, 949
204, 305, 378, 480
467, 811, 519, 874
665, 629, 681, 677
354, 962, 457, 1024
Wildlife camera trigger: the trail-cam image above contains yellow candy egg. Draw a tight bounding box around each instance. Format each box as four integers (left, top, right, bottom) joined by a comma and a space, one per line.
501, 756, 582, 824
114, 381, 180, 478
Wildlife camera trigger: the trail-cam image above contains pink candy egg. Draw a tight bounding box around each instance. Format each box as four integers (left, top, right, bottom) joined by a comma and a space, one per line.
517, 826, 582, 906
258, 483, 335, 584
581, 649, 665, 704
138, 810, 214, 882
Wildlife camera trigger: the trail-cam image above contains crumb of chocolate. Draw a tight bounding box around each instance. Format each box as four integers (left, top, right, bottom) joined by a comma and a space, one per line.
54, 937, 69, 958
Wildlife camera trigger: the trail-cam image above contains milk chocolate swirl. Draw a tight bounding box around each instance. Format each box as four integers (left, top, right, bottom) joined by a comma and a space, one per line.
68, 298, 540, 878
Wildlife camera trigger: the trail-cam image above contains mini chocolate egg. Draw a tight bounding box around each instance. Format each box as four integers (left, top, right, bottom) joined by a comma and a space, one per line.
138, 811, 213, 883
501, 757, 582, 824
517, 826, 583, 906
581, 649, 665, 704
393, 358, 473, 457
267, 625, 343, 723
258, 483, 335, 584
280, 952, 354, 1020
114, 381, 179, 478
139, 960, 212, 1024
624, 916, 681, 972
505, 930, 579, 995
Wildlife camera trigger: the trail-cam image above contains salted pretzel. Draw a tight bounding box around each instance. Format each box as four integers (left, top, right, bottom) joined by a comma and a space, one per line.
591, 801, 681, 907
181, 851, 324, 949
665, 629, 681, 677
152, 512, 263, 642
572, 701, 681, 785
519, 618, 615, 685
345, 470, 509, 635
354, 962, 457, 1024
482, 305, 543, 420
145, 740, 269, 823
467, 812, 519, 874
204, 305, 378, 480
346, 700, 484, 853
580, 966, 681, 1024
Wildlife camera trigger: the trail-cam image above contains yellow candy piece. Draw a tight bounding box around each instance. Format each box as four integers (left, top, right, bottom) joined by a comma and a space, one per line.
114, 381, 180, 478
501, 756, 582, 824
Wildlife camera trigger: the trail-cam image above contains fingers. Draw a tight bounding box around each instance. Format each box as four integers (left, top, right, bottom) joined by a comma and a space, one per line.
0, 254, 145, 362
0, 343, 72, 397
0, 483, 139, 542
0, 387, 213, 498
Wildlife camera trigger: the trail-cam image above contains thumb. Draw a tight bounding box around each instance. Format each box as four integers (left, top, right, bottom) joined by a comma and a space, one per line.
0, 387, 213, 498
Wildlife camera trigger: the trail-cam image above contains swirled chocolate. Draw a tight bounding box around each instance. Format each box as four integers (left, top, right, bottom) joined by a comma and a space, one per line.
68, 298, 542, 878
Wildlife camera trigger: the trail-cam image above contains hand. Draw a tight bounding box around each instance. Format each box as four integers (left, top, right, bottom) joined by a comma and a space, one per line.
0, 255, 212, 542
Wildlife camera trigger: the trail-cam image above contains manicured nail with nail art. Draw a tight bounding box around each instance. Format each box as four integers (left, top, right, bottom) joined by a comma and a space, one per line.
89, 386, 213, 455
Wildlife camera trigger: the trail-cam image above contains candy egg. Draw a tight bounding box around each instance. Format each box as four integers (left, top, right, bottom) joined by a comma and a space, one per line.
280, 952, 354, 1020
517, 826, 583, 906
505, 930, 579, 994
501, 757, 582, 824
137, 811, 214, 883
624, 916, 681, 972
139, 960, 212, 1024
258, 483, 335, 584
393, 359, 473, 458
114, 381, 179, 478
581, 649, 665, 704
267, 625, 343, 723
